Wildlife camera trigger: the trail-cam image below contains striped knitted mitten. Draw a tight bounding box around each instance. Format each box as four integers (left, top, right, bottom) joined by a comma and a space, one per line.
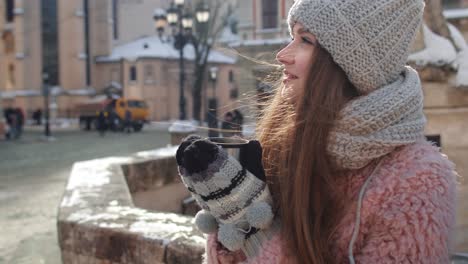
176, 135, 278, 258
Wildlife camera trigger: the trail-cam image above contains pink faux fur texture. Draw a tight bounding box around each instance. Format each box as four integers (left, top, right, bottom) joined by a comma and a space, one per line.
204, 140, 459, 264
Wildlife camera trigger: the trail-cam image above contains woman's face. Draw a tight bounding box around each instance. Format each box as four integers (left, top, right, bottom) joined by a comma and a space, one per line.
276, 22, 318, 101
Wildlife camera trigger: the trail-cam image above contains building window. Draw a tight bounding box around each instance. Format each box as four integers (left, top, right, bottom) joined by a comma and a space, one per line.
110, 68, 120, 81
230, 88, 238, 99
2, 32, 15, 53
443, 0, 468, 9
129, 66, 137, 81
262, 0, 278, 29
6, 64, 15, 89
42, 0, 59, 86
144, 64, 155, 84
112, 0, 119, 40
229, 70, 234, 83
6, 0, 15, 22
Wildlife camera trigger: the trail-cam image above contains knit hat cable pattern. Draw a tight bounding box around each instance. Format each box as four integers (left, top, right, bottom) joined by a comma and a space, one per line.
288, 0, 425, 94
328, 66, 426, 169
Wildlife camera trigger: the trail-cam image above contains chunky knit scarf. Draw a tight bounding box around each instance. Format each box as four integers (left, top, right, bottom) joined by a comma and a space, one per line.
328, 66, 426, 170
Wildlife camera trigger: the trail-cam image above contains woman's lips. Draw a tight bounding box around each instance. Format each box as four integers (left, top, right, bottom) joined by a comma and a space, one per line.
283, 73, 298, 84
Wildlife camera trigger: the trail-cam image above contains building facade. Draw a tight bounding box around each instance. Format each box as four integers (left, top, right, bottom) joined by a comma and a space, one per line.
226, 0, 294, 108
0, 0, 43, 112
0, 0, 239, 121
94, 35, 238, 121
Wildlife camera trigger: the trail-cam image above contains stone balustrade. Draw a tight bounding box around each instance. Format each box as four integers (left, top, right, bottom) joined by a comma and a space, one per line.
57, 147, 206, 264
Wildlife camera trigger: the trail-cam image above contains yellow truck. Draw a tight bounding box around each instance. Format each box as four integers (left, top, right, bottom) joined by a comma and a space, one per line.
76, 97, 149, 132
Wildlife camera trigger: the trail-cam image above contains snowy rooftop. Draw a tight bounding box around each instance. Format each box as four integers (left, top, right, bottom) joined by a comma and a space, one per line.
229, 37, 290, 48
218, 26, 241, 44
443, 8, 468, 19
96, 35, 237, 64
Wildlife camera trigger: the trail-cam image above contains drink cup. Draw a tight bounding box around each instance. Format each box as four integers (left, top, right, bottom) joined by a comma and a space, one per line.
208, 137, 249, 160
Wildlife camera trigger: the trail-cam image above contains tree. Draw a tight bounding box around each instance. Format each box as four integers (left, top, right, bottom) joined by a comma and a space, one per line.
191, 0, 235, 122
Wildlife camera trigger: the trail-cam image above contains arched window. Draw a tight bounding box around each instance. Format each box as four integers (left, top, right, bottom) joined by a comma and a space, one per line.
229, 70, 234, 83
129, 65, 137, 82
144, 64, 155, 84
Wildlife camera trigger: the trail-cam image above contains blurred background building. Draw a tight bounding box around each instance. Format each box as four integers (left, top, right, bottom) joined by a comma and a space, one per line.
1, 0, 468, 122
0, 0, 239, 121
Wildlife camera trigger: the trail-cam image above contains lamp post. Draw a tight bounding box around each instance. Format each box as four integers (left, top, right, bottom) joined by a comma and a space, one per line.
207, 66, 218, 137
209, 66, 218, 99
153, 9, 167, 40
153, 0, 210, 121
42, 72, 51, 137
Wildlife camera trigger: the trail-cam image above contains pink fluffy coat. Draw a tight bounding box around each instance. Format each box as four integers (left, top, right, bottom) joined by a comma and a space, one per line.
204, 140, 458, 263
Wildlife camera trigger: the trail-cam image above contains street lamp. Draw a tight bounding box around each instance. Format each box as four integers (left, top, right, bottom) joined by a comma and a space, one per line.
207, 66, 218, 137
153, 9, 167, 39
196, 3, 210, 24
42, 72, 51, 137
153, 0, 210, 121
209, 66, 218, 99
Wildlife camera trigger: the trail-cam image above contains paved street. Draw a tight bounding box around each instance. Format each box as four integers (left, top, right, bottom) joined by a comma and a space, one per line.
0, 128, 172, 264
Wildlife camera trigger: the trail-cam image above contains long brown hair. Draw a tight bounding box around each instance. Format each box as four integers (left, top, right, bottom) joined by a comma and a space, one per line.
257, 45, 359, 263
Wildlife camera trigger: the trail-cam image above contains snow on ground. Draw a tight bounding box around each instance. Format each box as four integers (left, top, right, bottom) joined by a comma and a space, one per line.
168, 120, 197, 133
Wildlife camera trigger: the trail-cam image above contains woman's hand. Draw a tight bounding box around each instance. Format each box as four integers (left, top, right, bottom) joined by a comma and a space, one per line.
206, 233, 247, 264
217, 249, 247, 264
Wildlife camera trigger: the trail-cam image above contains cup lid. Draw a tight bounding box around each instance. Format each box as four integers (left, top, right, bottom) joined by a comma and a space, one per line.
208, 137, 249, 148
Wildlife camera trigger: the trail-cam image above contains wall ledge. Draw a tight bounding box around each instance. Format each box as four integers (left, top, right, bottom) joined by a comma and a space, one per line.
58, 146, 206, 263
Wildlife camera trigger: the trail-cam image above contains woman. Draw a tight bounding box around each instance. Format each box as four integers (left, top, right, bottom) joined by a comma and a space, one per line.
204, 0, 458, 263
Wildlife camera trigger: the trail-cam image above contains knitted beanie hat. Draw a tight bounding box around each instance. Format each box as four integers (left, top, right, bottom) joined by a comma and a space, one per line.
176, 135, 277, 257
288, 0, 425, 94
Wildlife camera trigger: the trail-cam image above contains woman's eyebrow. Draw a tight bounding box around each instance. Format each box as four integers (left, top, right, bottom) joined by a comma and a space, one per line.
295, 27, 315, 38
296, 27, 308, 35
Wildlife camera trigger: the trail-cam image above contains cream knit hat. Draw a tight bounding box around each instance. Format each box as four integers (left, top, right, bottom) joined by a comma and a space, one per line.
288, 0, 425, 94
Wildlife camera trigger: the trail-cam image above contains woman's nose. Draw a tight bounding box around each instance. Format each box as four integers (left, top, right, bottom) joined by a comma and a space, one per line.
276, 45, 294, 65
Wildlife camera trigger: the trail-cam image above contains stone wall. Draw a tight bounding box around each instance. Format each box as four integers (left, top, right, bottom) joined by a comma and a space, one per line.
57, 147, 206, 264
421, 73, 468, 252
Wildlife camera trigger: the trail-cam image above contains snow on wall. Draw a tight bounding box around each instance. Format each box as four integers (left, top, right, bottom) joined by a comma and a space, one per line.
456, 50, 468, 87
447, 24, 468, 87
408, 25, 457, 66
448, 23, 467, 51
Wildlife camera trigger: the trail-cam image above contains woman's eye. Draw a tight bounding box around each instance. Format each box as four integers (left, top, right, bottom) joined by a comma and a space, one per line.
301, 37, 314, 45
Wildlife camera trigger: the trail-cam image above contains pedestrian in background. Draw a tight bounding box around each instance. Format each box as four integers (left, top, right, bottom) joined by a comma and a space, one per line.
124, 108, 132, 133
32, 108, 42, 125
4, 107, 17, 140
221, 112, 235, 137
232, 109, 244, 136
15, 108, 24, 139
96, 110, 108, 136
203, 0, 458, 263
